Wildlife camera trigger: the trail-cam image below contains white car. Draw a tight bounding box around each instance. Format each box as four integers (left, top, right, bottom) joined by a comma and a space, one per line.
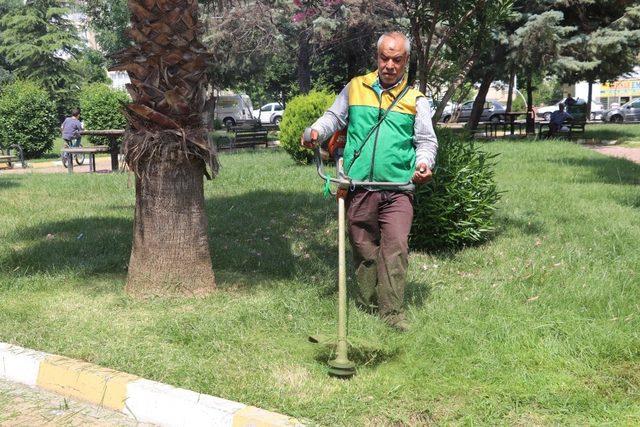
252, 102, 284, 125
536, 98, 603, 121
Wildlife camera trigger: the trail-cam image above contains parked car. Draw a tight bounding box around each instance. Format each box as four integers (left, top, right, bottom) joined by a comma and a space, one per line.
252, 102, 284, 125
214, 94, 254, 128
430, 100, 454, 122
601, 98, 640, 123
442, 100, 506, 123
536, 99, 603, 121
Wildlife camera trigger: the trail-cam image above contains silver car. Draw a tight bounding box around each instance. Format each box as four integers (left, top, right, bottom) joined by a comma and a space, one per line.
443, 100, 506, 123
602, 98, 640, 123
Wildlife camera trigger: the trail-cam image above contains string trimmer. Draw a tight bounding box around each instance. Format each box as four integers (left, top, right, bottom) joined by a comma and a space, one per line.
303, 128, 415, 379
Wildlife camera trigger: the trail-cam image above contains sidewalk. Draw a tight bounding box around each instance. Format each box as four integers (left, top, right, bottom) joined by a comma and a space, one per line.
0, 156, 115, 175
0, 378, 151, 426
588, 145, 640, 164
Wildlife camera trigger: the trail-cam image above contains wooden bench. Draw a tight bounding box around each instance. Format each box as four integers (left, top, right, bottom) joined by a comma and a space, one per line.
0, 154, 15, 168
537, 121, 586, 139
219, 126, 269, 150
61, 146, 110, 173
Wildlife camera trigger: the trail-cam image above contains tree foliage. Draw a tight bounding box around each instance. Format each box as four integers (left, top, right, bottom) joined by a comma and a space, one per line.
0, 0, 81, 117
279, 90, 334, 164
412, 128, 501, 251
0, 80, 58, 158
82, 0, 131, 58
78, 83, 129, 144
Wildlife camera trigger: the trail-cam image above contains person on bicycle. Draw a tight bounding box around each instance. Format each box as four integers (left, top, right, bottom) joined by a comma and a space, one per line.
301, 32, 438, 332
61, 109, 83, 147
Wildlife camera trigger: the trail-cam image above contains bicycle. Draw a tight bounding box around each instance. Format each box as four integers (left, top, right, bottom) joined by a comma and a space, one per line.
61, 137, 85, 169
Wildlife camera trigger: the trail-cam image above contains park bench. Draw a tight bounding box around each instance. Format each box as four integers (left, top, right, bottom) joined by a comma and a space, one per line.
219, 124, 269, 150
0, 143, 25, 169
537, 120, 586, 140
537, 102, 588, 140
61, 145, 110, 173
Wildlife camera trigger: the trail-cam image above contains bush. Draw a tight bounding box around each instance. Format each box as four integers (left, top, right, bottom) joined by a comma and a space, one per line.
279, 90, 335, 164
411, 128, 501, 251
0, 80, 57, 158
79, 83, 129, 145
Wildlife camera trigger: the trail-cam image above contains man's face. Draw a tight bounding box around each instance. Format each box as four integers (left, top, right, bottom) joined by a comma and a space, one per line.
377, 36, 408, 87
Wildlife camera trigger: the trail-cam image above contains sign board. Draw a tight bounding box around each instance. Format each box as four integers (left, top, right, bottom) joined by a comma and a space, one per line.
600, 80, 640, 97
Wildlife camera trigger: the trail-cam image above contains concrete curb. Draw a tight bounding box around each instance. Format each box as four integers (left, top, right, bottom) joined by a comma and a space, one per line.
0, 342, 302, 426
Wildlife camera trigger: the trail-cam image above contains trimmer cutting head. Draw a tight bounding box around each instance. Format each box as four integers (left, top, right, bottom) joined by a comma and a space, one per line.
328, 359, 356, 379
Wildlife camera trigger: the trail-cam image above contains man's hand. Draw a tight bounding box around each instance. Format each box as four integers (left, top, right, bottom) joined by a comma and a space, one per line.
300, 128, 319, 149
412, 162, 432, 185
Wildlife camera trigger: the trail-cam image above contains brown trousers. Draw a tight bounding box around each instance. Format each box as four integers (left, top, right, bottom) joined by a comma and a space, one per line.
346, 189, 413, 322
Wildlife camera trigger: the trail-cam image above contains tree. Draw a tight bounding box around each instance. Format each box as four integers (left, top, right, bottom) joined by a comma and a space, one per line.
557, 2, 640, 114
111, 0, 217, 297
83, 0, 131, 58
71, 48, 110, 84
0, 0, 81, 118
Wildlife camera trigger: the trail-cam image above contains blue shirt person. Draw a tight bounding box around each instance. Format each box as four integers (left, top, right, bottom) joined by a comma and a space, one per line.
61, 109, 83, 144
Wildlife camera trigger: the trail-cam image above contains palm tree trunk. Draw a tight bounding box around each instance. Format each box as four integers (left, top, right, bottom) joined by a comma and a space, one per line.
112, 0, 218, 297
126, 150, 215, 297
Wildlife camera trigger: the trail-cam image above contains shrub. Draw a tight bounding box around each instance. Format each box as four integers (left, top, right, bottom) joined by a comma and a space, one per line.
411, 128, 501, 251
279, 90, 335, 164
0, 80, 57, 158
79, 83, 130, 145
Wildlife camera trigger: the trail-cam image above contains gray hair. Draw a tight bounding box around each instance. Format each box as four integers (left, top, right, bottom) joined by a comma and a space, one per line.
377, 32, 411, 55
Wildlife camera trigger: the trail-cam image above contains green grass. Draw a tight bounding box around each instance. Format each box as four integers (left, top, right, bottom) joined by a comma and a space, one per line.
584, 123, 640, 144
1, 142, 640, 425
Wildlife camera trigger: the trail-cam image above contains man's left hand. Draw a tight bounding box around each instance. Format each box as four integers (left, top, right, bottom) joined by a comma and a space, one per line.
412, 163, 432, 185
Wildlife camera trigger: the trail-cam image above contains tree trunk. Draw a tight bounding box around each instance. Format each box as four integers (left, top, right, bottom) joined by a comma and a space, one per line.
467, 70, 494, 130
432, 57, 477, 124
506, 70, 515, 113
526, 74, 535, 134
587, 81, 593, 120
126, 149, 215, 298
418, 49, 428, 94
297, 29, 312, 94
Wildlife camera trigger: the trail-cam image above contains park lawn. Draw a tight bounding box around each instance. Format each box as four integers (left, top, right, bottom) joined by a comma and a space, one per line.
1, 141, 640, 425
584, 123, 640, 145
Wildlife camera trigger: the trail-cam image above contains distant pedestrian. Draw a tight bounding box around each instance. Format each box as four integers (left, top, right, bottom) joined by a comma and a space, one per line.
564, 93, 577, 106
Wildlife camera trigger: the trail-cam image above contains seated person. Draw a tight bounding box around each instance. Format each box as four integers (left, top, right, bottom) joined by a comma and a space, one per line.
548, 103, 573, 137
61, 109, 83, 147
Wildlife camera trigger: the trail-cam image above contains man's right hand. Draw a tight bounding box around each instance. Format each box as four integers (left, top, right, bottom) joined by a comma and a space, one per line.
300, 128, 319, 149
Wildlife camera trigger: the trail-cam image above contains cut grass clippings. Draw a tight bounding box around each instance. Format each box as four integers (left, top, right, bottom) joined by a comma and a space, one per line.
1, 139, 640, 425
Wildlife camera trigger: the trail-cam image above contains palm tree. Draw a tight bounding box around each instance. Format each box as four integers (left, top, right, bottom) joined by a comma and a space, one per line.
111, 0, 217, 297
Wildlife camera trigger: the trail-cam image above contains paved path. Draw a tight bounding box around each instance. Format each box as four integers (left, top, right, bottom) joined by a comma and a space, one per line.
589, 146, 640, 164
0, 379, 153, 426
0, 157, 115, 175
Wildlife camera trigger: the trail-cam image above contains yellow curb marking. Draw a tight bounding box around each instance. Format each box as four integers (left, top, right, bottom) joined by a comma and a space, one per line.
233, 406, 301, 427
36, 355, 138, 411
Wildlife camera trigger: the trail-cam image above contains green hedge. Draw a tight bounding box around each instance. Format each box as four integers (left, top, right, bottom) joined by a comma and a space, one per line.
279, 90, 335, 164
411, 129, 501, 251
79, 83, 129, 145
0, 80, 57, 158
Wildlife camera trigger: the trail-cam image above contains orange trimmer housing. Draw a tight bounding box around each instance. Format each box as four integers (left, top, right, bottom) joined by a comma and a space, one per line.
327, 129, 347, 160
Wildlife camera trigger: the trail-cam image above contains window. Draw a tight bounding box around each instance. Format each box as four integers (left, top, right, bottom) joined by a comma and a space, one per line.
631, 101, 640, 108
274, 104, 284, 111
260, 105, 271, 112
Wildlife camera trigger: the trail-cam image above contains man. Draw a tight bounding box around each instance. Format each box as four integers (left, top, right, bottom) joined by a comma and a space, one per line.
301, 32, 438, 332
548, 103, 573, 137
564, 93, 577, 106
61, 109, 83, 147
